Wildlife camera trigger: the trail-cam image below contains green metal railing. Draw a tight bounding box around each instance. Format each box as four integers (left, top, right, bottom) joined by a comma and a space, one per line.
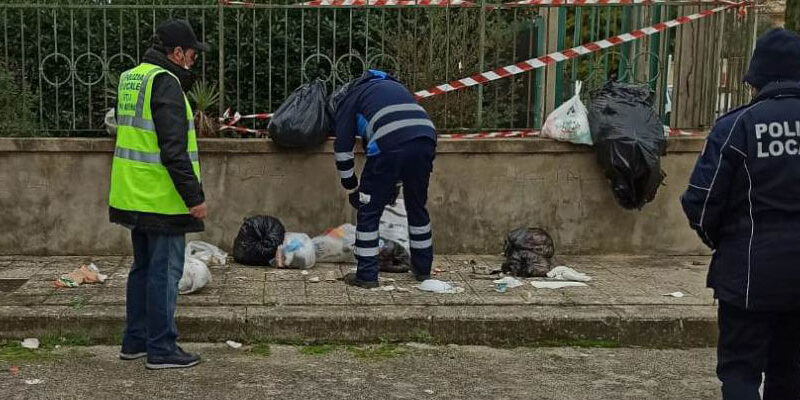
0, 0, 756, 135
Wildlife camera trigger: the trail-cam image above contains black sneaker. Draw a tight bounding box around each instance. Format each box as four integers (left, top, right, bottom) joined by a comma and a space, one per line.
119, 343, 147, 361
119, 347, 147, 361
342, 273, 379, 289
145, 347, 200, 370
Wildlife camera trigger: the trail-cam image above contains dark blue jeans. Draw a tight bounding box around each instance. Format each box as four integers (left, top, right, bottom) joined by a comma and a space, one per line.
123, 229, 185, 356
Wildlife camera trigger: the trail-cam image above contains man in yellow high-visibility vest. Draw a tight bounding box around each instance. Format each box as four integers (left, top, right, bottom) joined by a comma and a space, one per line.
109, 19, 208, 370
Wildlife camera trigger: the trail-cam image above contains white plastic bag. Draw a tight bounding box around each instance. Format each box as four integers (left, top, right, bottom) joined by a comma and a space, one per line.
186, 241, 228, 267
542, 81, 592, 145
104, 108, 117, 136
179, 256, 211, 294
380, 198, 410, 252
312, 224, 356, 263
274, 233, 316, 269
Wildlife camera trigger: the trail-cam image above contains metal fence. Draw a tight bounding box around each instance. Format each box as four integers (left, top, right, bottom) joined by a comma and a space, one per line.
0, 0, 757, 136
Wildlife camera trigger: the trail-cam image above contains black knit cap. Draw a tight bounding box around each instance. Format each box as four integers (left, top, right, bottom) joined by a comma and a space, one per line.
744, 28, 800, 89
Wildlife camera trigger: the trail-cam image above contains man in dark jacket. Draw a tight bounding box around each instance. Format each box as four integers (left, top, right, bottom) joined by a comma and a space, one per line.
330, 70, 437, 288
109, 19, 208, 370
681, 28, 800, 400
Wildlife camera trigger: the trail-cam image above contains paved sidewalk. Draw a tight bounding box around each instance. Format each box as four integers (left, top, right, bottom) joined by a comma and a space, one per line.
0, 255, 717, 347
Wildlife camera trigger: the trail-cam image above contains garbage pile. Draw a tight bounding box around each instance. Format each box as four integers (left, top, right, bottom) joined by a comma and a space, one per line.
179, 241, 227, 294
501, 227, 555, 277
233, 215, 286, 266
588, 81, 667, 210
268, 79, 332, 148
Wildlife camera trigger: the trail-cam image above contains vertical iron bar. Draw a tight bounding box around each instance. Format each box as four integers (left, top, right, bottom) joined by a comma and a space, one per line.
71, 9, 75, 131
476, 0, 486, 128
218, 3, 225, 115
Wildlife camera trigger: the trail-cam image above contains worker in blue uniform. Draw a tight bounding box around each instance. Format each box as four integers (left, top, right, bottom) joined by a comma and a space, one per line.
681, 28, 800, 400
329, 70, 437, 288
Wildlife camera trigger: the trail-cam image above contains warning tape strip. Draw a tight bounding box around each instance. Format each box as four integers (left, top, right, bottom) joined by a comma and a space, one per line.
302, 0, 474, 6
413, 1, 749, 100
505, 0, 736, 5
217, 125, 703, 139
221, 0, 738, 7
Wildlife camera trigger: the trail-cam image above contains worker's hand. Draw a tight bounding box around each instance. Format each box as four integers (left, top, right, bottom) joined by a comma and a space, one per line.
348, 190, 361, 210
190, 202, 207, 220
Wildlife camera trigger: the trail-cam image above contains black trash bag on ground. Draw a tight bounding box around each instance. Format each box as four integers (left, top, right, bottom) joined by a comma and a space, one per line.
588, 81, 667, 210
501, 227, 555, 277
233, 216, 286, 266
268, 79, 331, 148
378, 239, 411, 273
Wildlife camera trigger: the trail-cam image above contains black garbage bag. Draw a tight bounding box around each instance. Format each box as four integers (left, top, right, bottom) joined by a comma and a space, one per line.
233, 216, 286, 266
378, 239, 411, 273
501, 227, 555, 277
588, 81, 667, 210
268, 79, 331, 148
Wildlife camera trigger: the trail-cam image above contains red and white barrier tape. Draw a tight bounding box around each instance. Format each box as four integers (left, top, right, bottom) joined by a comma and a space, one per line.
302, 0, 473, 6
414, 1, 749, 100
221, 0, 739, 7
505, 0, 736, 5
217, 126, 703, 139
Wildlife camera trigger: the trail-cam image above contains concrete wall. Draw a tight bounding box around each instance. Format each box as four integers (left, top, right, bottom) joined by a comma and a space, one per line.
0, 137, 707, 256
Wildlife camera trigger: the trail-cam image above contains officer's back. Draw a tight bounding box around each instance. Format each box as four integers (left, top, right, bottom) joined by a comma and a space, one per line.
681, 27, 800, 400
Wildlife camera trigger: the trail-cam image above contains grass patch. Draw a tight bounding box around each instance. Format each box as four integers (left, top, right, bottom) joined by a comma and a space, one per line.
39, 332, 92, 348
532, 339, 621, 348
299, 344, 338, 356
347, 343, 407, 360
68, 296, 89, 310
249, 343, 271, 357
0, 340, 57, 363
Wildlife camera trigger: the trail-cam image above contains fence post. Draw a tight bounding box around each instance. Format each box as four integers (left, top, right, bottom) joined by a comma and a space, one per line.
218, 2, 225, 116
476, 0, 486, 128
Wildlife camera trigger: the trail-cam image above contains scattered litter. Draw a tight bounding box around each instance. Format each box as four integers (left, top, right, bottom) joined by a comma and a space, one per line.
372, 285, 396, 292
495, 282, 508, 293
493, 277, 525, 289
312, 223, 356, 263
324, 272, 338, 282
53, 263, 107, 288
186, 241, 228, 266
20, 338, 39, 350
180, 254, 212, 295
395, 286, 411, 293
301, 270, 310, 276
546, 266, 592, 282
274, 233, 316, 269
531, 281, 588, 289
424, 390, 434, 394
233, 215, 286, 266
379, 277, 396, 283
308, 276, 321, 283
542, 80, 592, 145
24, 379, 43, 385
502, 228, 554, 277
589, 81, 666, 209
433, 268, 444, 274
9, 366, 19, 376
663, 292, 685, 298
226, 340, 243, 349
415, 280, 465, 294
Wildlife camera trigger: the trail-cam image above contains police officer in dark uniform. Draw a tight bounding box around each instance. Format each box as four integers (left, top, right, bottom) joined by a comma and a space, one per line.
681, 28, 800, 400
329, 70, 437, 288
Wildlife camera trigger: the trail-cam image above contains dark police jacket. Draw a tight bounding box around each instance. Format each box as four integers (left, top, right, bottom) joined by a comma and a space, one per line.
681, 81, 800, 311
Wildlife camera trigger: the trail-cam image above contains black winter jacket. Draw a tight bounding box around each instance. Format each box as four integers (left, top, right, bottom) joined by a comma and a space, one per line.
109, 48, 205, 234
681, 81, 800, 311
